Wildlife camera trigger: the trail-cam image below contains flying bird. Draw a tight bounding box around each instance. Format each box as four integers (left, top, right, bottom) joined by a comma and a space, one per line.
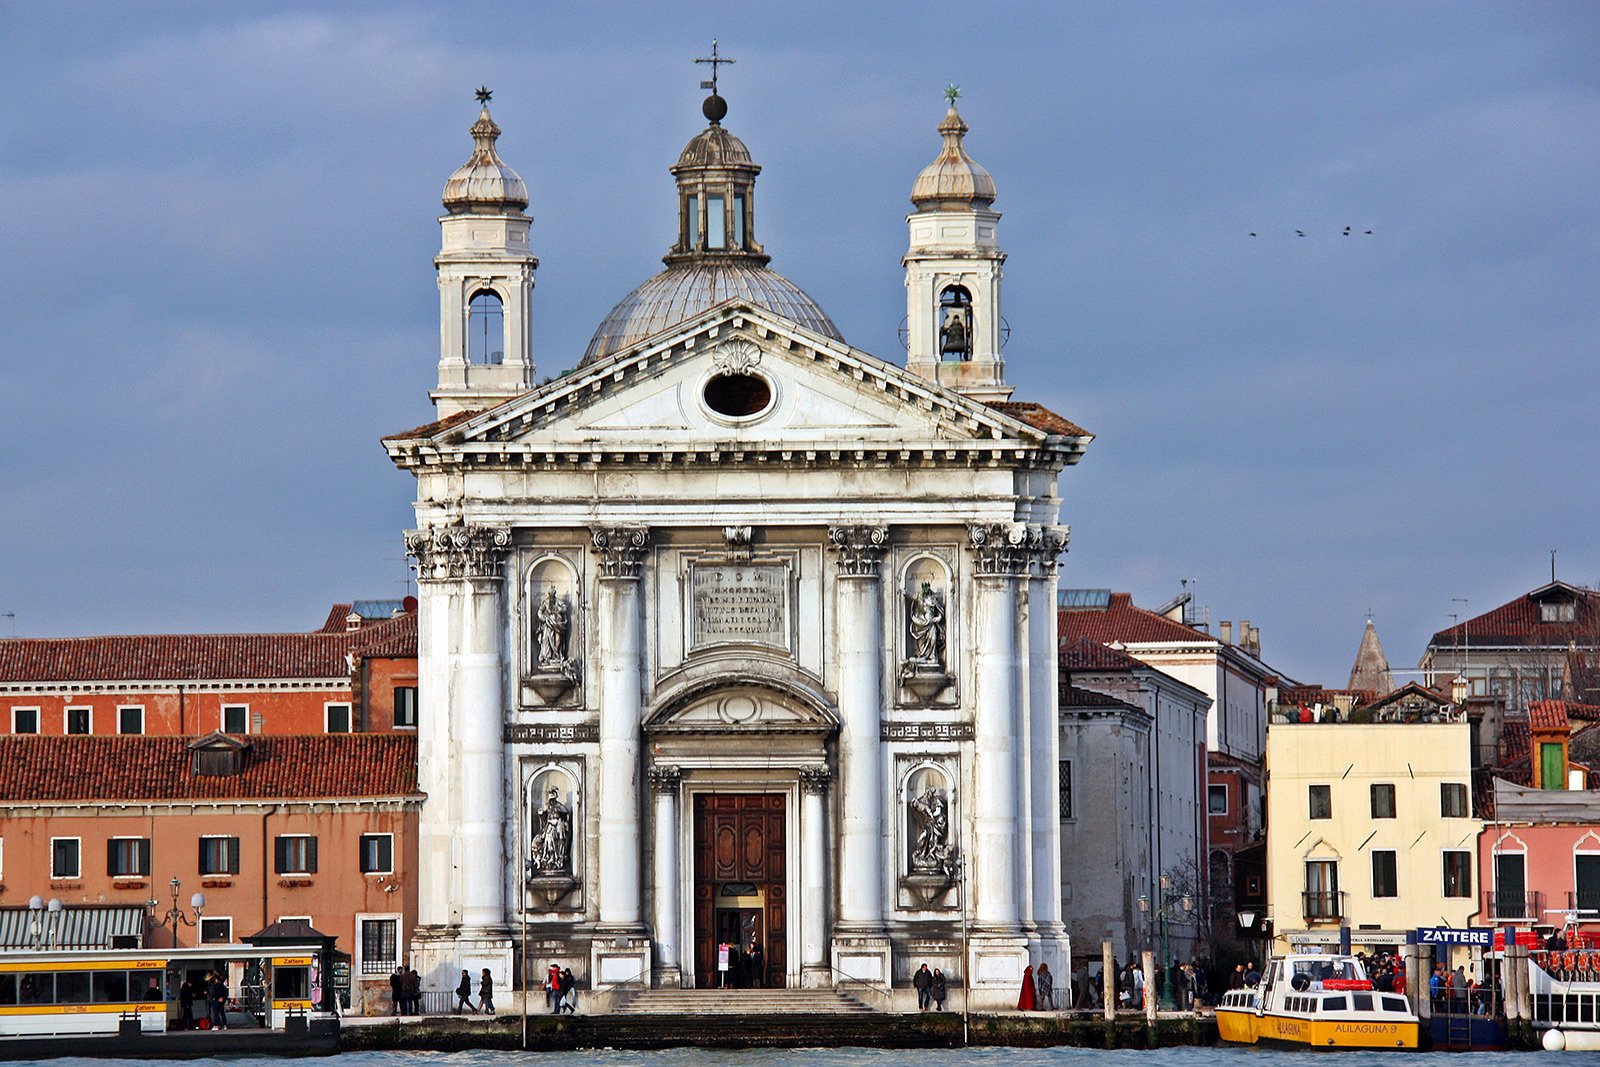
1249, 232, 1257, 237
1343, 226, 1352, 236
1295, 230, 1305, 237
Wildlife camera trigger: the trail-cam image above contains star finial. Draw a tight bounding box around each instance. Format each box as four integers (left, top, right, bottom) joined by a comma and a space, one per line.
475, 86, 493, 108
944, 84, 961, 107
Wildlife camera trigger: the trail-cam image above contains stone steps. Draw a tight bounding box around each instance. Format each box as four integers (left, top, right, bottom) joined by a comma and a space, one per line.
615, 988, 874, 1015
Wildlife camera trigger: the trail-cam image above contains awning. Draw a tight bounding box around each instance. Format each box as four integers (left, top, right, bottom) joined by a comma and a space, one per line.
0, 905, 147, 950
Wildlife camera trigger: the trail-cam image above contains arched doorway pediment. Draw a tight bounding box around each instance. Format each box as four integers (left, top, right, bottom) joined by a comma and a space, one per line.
646, 654, 839, 735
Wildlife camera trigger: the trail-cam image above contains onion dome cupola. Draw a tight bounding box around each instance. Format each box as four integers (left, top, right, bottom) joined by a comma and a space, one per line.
432, 88, 538, 418
903, 89, 1012, 403
582, 51, 841, 365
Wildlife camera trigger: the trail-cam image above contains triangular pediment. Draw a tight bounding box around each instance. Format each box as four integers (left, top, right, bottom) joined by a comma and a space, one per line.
396, 301, 1088, 458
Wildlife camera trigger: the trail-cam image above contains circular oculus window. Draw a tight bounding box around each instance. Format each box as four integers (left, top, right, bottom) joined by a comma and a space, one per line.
702, 371, 774, 420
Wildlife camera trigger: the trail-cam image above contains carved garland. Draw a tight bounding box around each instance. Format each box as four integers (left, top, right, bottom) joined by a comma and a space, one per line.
827, 524, 889, 577
590, 525, 650, 579
405, 524, 513, 581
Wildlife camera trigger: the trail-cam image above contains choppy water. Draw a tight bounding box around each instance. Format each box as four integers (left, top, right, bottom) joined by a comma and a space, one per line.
4, 1050, 1516, 1067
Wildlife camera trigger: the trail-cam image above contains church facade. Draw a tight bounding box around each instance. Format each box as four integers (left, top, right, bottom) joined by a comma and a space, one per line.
385, 84, 1090, 1006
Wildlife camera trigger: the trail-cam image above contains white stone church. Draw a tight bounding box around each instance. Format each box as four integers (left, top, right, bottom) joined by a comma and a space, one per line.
385, 80, 1090, 1008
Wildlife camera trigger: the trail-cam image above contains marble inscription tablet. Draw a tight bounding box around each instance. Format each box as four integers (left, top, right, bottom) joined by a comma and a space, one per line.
691, 562, 789, 649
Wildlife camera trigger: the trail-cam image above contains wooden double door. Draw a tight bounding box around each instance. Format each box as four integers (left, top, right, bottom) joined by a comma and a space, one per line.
693, 793, 786, 988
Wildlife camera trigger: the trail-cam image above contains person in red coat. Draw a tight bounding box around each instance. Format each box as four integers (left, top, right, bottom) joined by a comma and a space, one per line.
1017, 964, 1037, 1010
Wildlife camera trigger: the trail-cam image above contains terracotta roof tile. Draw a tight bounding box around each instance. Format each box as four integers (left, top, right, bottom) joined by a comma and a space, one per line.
1057, 593, 1218, 646
384, 407, 483, 442
349, 611, 418, 660
1059, 684, 1139, 711
316, 603, 353, 633
1430, 582, 1600, 649
0, 633, 356, 683
1059, 635, 1146, 672
1530, 699, 1572, 731
987, 401, 1090, 438
0, 734, 418, 802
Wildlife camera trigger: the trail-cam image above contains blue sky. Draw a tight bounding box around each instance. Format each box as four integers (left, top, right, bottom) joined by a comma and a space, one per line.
2, 2, 1597, 685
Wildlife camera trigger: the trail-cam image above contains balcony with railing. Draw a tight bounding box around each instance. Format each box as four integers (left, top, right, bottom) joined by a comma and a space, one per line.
1485, 890, 1544, 921
1568, 889, 1600, 920
1302, 889, 1345, 922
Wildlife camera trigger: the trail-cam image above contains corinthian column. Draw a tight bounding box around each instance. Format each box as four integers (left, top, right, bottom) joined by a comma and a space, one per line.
827, 524, 889, 931
1026, 528, 1070, 938
799, 765, 833, 984
590, 525, 650, 928
968, 522, 1027, 930
405, 523, 513, 932
648, 764, 683, 985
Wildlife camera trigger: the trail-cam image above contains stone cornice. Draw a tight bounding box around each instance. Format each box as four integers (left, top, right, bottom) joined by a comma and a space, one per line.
405, 523, 512, 581
827, 524, 889, 578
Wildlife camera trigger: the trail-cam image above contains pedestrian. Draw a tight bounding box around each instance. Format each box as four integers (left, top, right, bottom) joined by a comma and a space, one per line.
1035, 962, 1054, 1010
179, 976, 196, 1029
914, 963, 934, 1010
931, 968, 947, 1011
1230, 963, 1244, 990
479, 968, 495, 1016
209, 970, 229, 1030
560, 967, 577, 1014
1153, 962, 1166, 1006
455, 969, 476, 1013
546, 963, 562, 1014
1073, 959, 1092, 1009
748, 941, 765, 989
1017, 964, 1037, 1011
1171, 962, 1189, 1011
1131, 963, 1145, 1009
1244, 961, 1260, 986
390, 967, 404, 1015
409, 967, 423, 1014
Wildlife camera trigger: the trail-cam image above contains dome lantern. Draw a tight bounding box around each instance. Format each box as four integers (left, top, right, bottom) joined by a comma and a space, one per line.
442, 90, 530, 215
910, 93, 997, 212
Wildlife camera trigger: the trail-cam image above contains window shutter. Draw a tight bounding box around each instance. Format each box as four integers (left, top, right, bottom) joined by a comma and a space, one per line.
274, 836, 287, 874
138, 839, 151, 876
307, 836, 319, 874
198, 838, 207, 873
228, 837, 240, 874
107, 841, 117, 877
382, 835, 393, 871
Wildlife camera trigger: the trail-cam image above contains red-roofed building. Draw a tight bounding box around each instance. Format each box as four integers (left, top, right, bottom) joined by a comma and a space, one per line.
1422, 580, 1600, 715
0, 733, 420, 1014
0, 600, 417, 738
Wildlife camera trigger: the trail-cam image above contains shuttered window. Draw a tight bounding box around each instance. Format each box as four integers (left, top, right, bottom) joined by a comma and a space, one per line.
274, 835, 317, 874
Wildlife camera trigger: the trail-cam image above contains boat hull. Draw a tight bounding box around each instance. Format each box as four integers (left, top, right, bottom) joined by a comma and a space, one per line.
1217, 1007, 1420, 1049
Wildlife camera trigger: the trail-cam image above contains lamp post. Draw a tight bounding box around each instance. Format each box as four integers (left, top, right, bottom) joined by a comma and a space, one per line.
1139, 877, 1196, 1009
27, 895, 63, 949
148, 877, 205, 947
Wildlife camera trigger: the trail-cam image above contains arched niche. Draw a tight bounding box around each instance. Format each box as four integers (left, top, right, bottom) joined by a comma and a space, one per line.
525, 763, 580, 883
901, 762, 955, 875
899, 555, 953, 704
466, 287, 506, 365
525, 555, 579, 674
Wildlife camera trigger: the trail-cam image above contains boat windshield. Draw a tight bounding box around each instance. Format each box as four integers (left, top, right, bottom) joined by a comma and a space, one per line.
1292, 958, 1359, 982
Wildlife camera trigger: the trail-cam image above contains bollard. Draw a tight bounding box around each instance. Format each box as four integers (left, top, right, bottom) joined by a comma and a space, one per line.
1143, 950, 1157, 1024
1102, 940, 1115, 1023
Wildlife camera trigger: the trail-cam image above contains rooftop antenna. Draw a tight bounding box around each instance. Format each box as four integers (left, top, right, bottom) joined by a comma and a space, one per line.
1552, 549, 1558, 584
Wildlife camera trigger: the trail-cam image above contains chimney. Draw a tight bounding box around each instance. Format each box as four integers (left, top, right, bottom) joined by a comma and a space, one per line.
1239, 619, 1250, 653
1249, 625, 1262, 656
1220, 621, 1233, 645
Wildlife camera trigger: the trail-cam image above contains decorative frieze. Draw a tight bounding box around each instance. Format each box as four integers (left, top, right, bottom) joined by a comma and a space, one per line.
799, 765, 835, 795
827, 524, 889, 577
880, 721, 975, 742
405, 523, 513, 581
590, 525, 650, 579
503, 723, 599, 744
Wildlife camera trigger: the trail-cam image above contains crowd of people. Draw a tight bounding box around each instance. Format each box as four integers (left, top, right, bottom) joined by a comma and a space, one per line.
175, 970, 233, 1030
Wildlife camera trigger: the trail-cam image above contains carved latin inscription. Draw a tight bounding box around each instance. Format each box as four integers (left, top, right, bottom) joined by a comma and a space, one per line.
691, 562, 789, 649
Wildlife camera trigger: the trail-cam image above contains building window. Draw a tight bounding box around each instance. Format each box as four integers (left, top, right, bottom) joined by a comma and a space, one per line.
393, 687, 418, 729
1576, 853, 1600, 916
1208, 783, 1228, 815
11, 707, 39, 734
466, 290, 504, 365
733, 195, 747, 248
1441, 782, 1469, 818
686, 193, 700, 247
359, 834, 394, 875
222, 705, 249, 734
360, 918, 399, 974
1370, 783, 1396, 819
66, 707, 91, 735
199, 918, 232, 945
51, 838, 81, 879
325, 704, 353, 734
107, 838, 151, 878
1308, 784, 1332, 820
1542, 601, 1576, 623
118, 706, 144, 735
1540, 743, 1565, 790
1371, 850, 1398, 898
199, 836, 241, 875
706, 193, 727, 248
274, 835, 318, 875
1304, 859, 1340, 919
1058, 760, 1073, 820
1443, 850, 1473, 898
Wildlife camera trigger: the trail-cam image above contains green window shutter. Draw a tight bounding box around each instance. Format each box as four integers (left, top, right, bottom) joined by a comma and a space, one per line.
137, 839, 151, 876
228, 837, 240, 875
274, 836, 288, 874
307, 836, 319, 874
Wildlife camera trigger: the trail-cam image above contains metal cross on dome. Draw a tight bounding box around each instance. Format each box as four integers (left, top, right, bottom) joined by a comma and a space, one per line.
695, 39, 736, 94
945, 84, 961, 106
475, 86, 493, 107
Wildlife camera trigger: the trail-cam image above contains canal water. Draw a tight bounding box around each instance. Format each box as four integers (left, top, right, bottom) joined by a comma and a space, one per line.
3, 1050, 1513, 1067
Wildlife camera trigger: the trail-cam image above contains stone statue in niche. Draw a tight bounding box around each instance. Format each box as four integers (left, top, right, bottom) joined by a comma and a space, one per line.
909, 786, 954, 875
535, 589, 570, 668
529, 786, 572, 875
905, 581, 947, 670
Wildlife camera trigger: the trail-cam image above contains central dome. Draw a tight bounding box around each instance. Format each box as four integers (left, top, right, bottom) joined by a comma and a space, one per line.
581, 93, 841, 365
583, 263, 841, 364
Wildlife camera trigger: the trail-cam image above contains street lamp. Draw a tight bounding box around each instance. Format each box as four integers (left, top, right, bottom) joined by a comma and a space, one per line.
148, 878, 205, 947
27, 896, 63, 949
1140, 878, 1196, 1008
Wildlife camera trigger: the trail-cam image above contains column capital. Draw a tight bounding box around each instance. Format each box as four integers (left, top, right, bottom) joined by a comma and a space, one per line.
590, 525, 650, 579
966, 521, 1029, 577
799, 766, 834, 795
827, 524, 889, 578
1024, 525, 1071, 576
405, 523, 512, 581
648, 764, 683, 794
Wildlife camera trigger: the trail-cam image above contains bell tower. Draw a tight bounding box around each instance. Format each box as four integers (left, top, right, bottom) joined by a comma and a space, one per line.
903, 90, 1011, 402
432, 89, 537, 418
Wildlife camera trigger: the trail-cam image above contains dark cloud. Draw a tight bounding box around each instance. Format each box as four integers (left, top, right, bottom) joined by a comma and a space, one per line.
2, 1, 1597, 682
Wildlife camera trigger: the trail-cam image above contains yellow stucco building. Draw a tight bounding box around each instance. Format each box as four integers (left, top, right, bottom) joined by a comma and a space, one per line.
1266, 720, 1480, 950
